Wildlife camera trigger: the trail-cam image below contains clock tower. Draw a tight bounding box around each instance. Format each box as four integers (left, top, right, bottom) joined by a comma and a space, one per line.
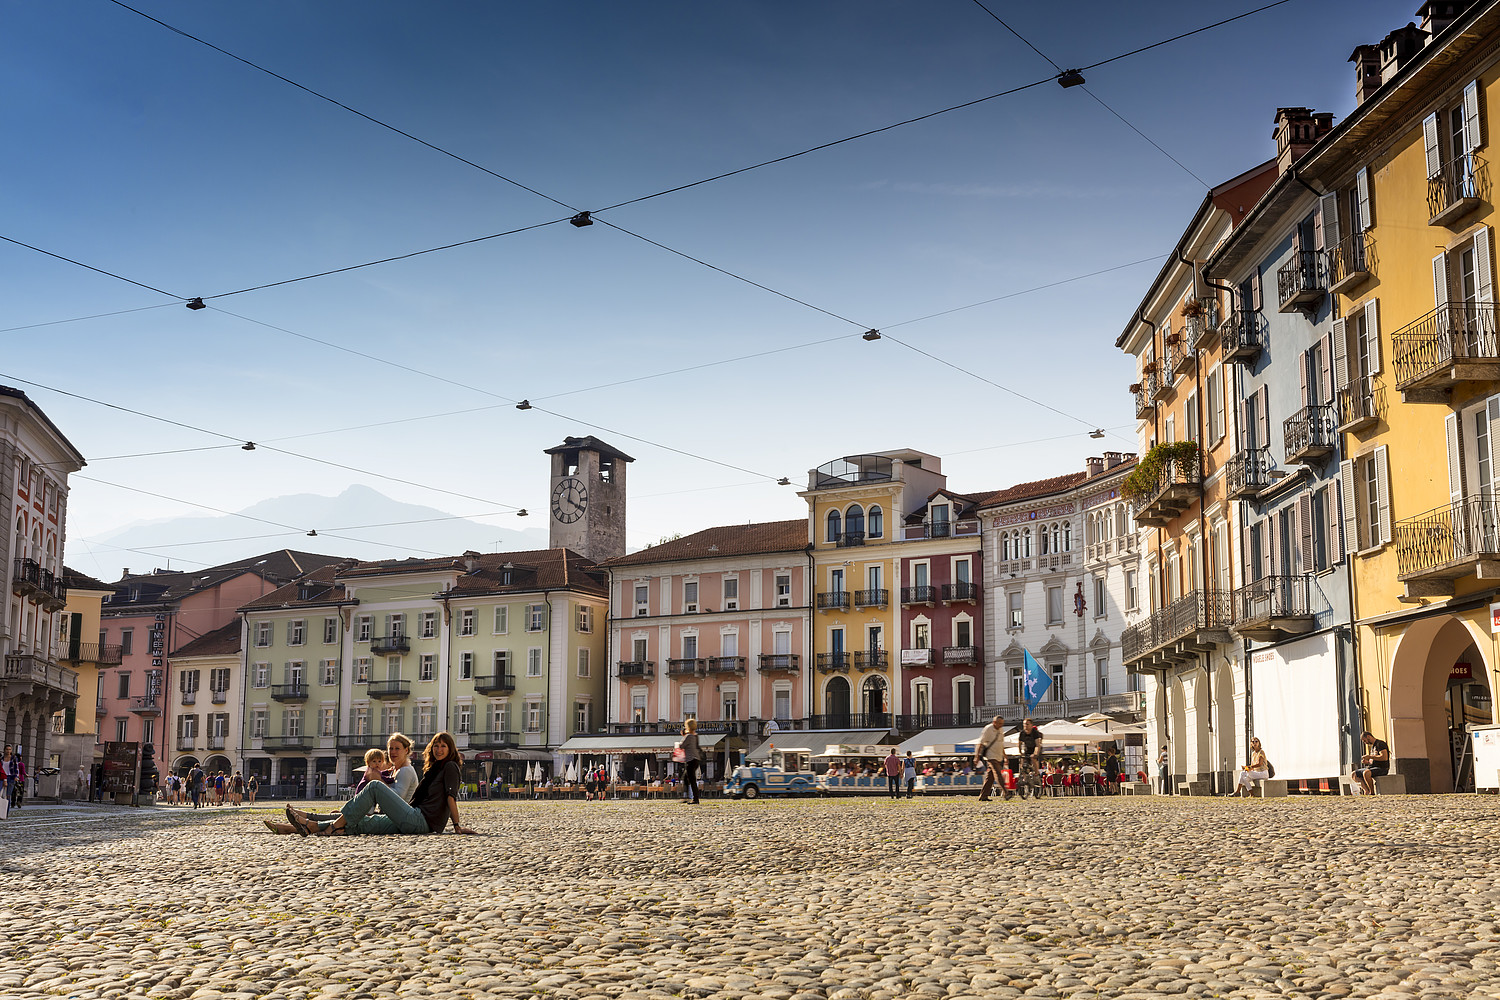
544, 436, 633, 562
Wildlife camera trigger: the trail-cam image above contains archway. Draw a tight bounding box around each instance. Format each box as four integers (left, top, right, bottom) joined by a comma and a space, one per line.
1215, 657, 1239, 793
824, 676, 851, 724
1388, 614, 1494, 793
174, 755, 199, 775
861, 673, 888, 723
204, 754, 232, 775
1168, 670, 1187, 785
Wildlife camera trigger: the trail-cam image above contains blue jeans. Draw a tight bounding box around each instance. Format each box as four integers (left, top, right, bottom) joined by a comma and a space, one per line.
333, 780, 431, 835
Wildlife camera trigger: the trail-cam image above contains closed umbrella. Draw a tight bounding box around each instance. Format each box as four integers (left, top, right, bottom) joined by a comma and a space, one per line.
643, 755, 653, 781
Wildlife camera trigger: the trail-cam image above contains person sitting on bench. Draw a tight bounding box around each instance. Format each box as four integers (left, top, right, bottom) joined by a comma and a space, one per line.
1353, 730, 1390, 795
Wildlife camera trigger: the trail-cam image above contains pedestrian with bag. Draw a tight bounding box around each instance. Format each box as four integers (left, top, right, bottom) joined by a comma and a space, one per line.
973, 715, 1009, 802
679, 719, 701, 805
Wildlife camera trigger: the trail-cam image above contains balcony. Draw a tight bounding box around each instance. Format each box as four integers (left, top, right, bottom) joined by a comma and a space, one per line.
922, 519, 954, 538
706, 656, 747, 675
61, 642, 125, 665
809, 713, 892, 730
1170, 339, 1196, 379
1429, 153, 1483, 227
207, 735, 226, 751
337, 733, 384, 751
95, 699, 107, 717
1149, 366, 1172, 402
180, 690, 196, 705
1338, 376, 1382, 432
1232, 575, 1315, 642
474, 672, 516, 694
367, 680, 411, 700
816, 591, 850, 612
1220, 310, 1262, 363
1277, 250, 1325, 312
1189, 313, 1218, 352
901, 586, 938, 605
38, 573, 65, 612
1284, 404, 1337, 465
128, 696, 162, 716
262, 735, 312, 752
812, 455, 894, 489
10, 558, 39, 597
1395, 497, 1500, 597
666, 658, 705, 677
899, 648, 934, 668
617, 661, 655, 679
270, 683, 309, 703
1327, 231, 1371, 294
941, 645, 980, 665
1391, 303, 1500, 403
893, 711, 986, 732
835, 532, 866, 548
467, 730, 519, 749
1121, 590, 1234, 670
176, 737, 196, 752
816, 652, 851, 673
1132, 380, 1153, 419
210, 688, 228, 705
757, 654, 800, 674
1225, 447, 1272, 501
854, 650, 889, 670
1129, 450, 1201, 528
370, 634, 410, 655
942, 581, 980, 603
853, 588, 888, 608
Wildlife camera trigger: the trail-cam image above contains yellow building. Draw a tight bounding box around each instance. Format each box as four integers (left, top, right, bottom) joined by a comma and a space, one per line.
1296, 0, 1500, 791
56, 568, 118, 796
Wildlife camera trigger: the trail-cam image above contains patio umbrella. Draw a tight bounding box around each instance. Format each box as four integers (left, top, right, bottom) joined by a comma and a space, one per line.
643, 755, 653, 781
525, 761, 537, 784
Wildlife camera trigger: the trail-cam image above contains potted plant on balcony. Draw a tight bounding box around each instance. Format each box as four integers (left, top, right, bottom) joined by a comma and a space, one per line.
1180, 298, 1206, 321
1121, 441, 1199, 502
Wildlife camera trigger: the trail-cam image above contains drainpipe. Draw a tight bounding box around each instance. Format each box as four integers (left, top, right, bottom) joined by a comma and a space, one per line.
806, 544, 816, 726
1289, 166, 1324, 199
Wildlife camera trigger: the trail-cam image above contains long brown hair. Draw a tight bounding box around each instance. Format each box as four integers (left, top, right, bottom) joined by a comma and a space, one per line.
423, 730, 462, 770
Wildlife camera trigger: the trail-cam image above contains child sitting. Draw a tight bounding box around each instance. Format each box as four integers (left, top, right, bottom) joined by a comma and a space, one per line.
352, 748, 393, 793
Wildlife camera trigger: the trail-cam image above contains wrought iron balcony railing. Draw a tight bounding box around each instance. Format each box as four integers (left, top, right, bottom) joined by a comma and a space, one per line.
1130, 454, 1201, 527
900, 648, 934, 667
853, 650, 889, 669
210, 688, 228, 704
1225, 447, 1273, 500
893, 711, 986, 732
466, 730, 519, 749
617, 661, 655, 679
370, 634, 410, 655
270, 683, 308, 702
1121, 589, 1233, 667
816, 591, 850, 611
942, 645, 980, 664
1220, 310, 1262, 363
836, 532, 866, 548
1429, 153, 1482, 226
809, 713, 890, 730
474, 672, 515, 694
706, 656, 746, 674
666, 658, 704, 677
1133, 381, 1153, 419
1337, 376, 1381, 431
942, 582, 980, 603
901, 585, 938, 605
1232, 575, 1315, 641
1326, 231, 1371, 293
1391, 302, 1500, 401
1277, 249, 1325, 311
366, 680, 411, 699
1284, 404, 1337, 464
757, 653, 800, 673
262, 735, 313, 751
816, 652, 851, 673
853, 588, 888, 608
1395, 496, 1500, 586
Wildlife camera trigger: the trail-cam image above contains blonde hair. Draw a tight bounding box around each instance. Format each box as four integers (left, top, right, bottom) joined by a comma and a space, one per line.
684, 718, 698, 733
364, 748, 386, 767
386, 733, 412, 751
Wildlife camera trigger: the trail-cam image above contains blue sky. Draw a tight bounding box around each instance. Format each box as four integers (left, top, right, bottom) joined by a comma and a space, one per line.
2, 0, 1417, 573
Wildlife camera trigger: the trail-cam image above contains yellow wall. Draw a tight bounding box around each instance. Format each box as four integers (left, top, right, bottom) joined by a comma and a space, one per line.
809, 490, 899, 714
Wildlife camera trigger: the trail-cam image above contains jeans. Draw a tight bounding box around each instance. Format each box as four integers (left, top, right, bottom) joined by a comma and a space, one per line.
683, 760, 700, 803
886, 774, 900, 798
336, 780, 432, 835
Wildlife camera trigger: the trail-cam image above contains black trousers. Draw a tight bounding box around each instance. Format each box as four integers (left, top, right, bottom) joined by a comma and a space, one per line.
684, 760, 700, 802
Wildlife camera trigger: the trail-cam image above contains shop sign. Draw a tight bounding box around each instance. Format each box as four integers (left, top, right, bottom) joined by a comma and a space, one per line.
1491, 602, 1500, 633
1451, 662, 1474, 681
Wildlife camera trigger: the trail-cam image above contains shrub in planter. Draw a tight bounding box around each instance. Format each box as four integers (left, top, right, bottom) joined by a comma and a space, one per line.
1121, 441, 1199, 502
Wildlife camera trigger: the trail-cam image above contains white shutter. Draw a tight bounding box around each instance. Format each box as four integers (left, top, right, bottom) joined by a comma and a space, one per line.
1424, 112, 1442, 177
1328, 481, 1344, 565
1320, 192, 1341, 252
1489, 397, 1500, 495
1477, 225, 1494, 303
1299, 349, 1310, 408
1319, 334, 1333, 405
1447, 412, 1465, 502
1340, 460, 1358, 554
1465, 79, 1484, 153
1363, 299, 1381, 374
1375, 445, 1392, 545
1257, 385, 1270, 450
1356, 167, 1373, 231
1332, 317, 1349, 392
1434, 251, 1450, 310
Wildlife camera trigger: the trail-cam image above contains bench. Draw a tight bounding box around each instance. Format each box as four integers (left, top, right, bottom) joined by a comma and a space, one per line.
1180, 779, 1212, 796
1255, 778, 1288, 798
1122, 781, 1152, 795
1339, 772, 1408, 795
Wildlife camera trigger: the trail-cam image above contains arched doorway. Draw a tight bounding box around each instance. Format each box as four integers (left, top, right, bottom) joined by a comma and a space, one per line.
1215, 658, 1239, 794
824, 676, 851, 725
862, 673, 888, 724
204, 754, 232, 775
174, 755, 200, 776
1388, 614, 1494, 793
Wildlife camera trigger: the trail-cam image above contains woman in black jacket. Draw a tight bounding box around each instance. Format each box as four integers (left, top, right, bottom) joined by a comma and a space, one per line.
286, 732, 476, 836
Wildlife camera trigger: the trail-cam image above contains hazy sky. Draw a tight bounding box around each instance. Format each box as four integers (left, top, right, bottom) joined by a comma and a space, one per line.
3, 0, 1416, 571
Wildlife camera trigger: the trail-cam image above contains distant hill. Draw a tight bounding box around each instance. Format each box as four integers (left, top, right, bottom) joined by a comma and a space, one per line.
71, 485, 551, 581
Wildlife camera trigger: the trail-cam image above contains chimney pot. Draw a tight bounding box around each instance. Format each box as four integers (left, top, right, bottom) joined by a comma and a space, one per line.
1086, 457, 1105, 477
1274, 108, 1335, 174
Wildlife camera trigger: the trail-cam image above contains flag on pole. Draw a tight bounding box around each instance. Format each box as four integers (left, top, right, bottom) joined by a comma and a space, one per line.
1022, 649, 1051, 712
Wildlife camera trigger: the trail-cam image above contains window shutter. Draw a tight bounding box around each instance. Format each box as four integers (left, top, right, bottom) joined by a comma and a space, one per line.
1356, 167, 1373, 230
1447, 412, 1465, 502
1250, 269, 1263, 312
1327, 482, 1344, 565
1375, 445, 1392, 545
1340, 460, 1358, 554
1332, 318, 1349, 392
1257, 385, 1270, 450
1319, 334, 1333, 405
1476, 225, 1494, 303
1320, 192, 1340, 252
1434, 251, 1450, 310
1363, 299, 1381, 374
1261, 521, 1274, 581
1241, 521, 1253, 587
1298, 494, 1313, 574
1236, 394, 1248, 450
1465, 79, 1484, 153
1489, 398, 1500, 495
1299, 349, 1310, 409
1424, 112, 1442, 178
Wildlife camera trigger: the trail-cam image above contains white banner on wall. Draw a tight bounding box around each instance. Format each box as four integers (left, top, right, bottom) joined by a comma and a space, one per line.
1250, 632, 1341, 781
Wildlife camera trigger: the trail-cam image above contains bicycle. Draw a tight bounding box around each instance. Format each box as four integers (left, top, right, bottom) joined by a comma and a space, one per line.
1016, 757, 1045, 799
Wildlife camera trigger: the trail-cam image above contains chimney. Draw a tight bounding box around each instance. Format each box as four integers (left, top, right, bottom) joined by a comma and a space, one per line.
1418, 1, 1469, 43
462, 550, 482, 573
1379, 23, 1427, 83
1104, 451, 1127, 469
1086, 457, 1104, 478
1274, 108, 1335, 174
1350, 44, 1382, 105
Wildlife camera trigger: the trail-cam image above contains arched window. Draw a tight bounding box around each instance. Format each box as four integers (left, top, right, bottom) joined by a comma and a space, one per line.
1022, 528, 1033, 558
1061, 522, 1072, 551
845, 504, 865, 539
867, 505, 883, 539
826, 508, 841, 543
1002, 533, 1013, 560
1039, 526, 1050, 555
1049, 523, 1061, 554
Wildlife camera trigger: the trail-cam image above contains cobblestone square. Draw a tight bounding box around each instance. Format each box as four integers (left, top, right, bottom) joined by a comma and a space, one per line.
4, 796, 1499, 1000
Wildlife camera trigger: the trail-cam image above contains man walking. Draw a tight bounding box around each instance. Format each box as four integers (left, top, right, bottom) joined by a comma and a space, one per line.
188, 763, 205, 809
974, 715, 1008, 802
882, 747, 902, 799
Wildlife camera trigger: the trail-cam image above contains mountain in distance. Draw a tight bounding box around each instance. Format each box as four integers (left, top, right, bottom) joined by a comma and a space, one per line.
73, 485, 551, 581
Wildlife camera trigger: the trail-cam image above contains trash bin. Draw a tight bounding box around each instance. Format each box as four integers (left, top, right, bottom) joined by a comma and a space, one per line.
37, 770, 60, 799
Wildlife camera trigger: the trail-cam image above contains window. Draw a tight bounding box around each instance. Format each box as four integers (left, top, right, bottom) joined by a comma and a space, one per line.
527, 604, 546, 631
1093, 577, 1106, 618
1049, 664, 1064, 702
723, 577, 738, 611
682, 634, 699, 659
251, 663, 269, 688
954, 619, 972, 648
253, 622, 271, 648
525, 701, 542, 733
490, 701, 509, 734
493, 606, 508, 634
251, 709, 266, 739
722, 691, 738, 721
1008, 591, 1023, 629
527, 648, 543, 677
1341, 447, 1391, 552
721, 632, 738, 657
1009, 665, 1024, 704
351, 706, 369, 736
1096, 656, 1110, 696
354, 658, 371, 684
456, 703, 472, 735
1047, 586, 1063, 625
117, 628, 132, 655
420, 654, 436, 682
574, 700, 591, 735
577, 648, 590, 678
118, 672, 130, 698
775, 574, 791, 607
356, 616, 372, 642
576, 605, 593, 633
420, 612, 437, 639
321, 660, 338, 686
460, 609, 475, 636
1125, 570, 1139, 611
323, 618, 339, 644
846, 504, 865, 539
210, 667, 230, 692
1207, 366, 1225, 444
914, 622, 930, 649
773, 687, 791, 720
287, 619, 305, 646
386, 613, 406, 638
634, 585, 649, 617
682, 689, 698, 718
459, 652, 473, 680
632, 637, 648, 662
320, 707, 337, 737
180, 670, 200, 693
386, 656, 402, 681
1185, 389, 1199, 446
826, 508, 841, 543
868, 505, 884, 539
286, 661, 304, 686
683, 581, 699, 613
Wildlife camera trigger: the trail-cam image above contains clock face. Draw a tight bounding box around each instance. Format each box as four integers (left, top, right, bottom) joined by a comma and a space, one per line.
551, 477, 588, 524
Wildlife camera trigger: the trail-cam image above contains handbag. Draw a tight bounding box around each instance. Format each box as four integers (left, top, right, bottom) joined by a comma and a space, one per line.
1266, 761, 1276, 779
671, 745, 687, 764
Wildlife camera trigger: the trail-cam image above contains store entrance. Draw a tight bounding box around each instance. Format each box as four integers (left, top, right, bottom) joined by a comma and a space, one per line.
1447, 660, 1494, 792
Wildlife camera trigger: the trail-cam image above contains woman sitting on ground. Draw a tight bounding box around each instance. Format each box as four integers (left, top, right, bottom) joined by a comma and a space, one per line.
285, 731, 476, 836
265, 733, 420, 834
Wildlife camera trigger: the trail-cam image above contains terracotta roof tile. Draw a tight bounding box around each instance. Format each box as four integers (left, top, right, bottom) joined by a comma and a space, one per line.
604, 520, 808, 567
974, 472, 1089, 508
62, 567, 113, 592
173, 621, 242, 658
239, 564, 352, 611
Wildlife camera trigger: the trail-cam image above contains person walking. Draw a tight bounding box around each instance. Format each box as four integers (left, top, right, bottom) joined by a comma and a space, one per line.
973, 715, 1008, 802
680, 719, 702, 805
188, 763, 205, 809
902, 751, 917, 799
1157, 744, 1170, 796
883, 748, 902, 799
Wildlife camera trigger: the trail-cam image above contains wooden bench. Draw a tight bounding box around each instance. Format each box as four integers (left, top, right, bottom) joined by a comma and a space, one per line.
1255, 778, 1288, 798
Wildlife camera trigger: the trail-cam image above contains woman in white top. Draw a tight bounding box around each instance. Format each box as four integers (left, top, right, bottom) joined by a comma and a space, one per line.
264, 733, 419, 834
1233, 738, 1271, 797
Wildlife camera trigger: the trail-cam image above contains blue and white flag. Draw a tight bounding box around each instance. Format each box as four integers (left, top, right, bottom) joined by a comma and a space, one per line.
1022, 649, 1051, 712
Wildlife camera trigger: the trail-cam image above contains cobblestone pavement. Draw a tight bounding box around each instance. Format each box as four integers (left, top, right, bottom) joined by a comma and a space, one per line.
3, 795, 1499, 1000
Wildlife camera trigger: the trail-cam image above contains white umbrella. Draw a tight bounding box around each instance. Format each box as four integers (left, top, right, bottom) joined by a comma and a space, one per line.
525, 761, 537, 783
643, 755, 653, 781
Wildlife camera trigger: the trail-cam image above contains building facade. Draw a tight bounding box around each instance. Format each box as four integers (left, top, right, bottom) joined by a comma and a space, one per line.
168, 621, 242, 779
55, 568, 118, 792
